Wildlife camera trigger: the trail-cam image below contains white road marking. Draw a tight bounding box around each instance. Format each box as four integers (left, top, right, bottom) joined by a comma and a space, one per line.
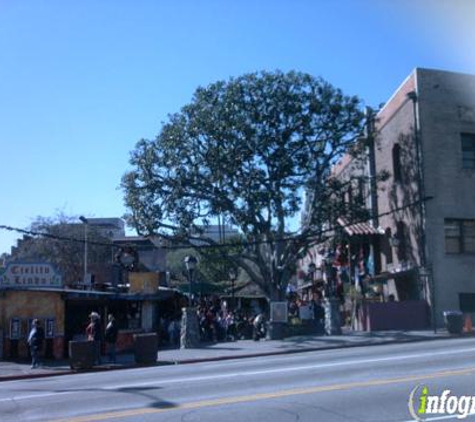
1, 346, 475, 403
107, 346, 475, 389
0, 391, 71, 403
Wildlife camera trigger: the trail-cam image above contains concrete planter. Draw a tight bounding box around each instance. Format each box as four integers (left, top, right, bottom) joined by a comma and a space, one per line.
134, 333, 158, 365
287, 320, 324, 336
69, 340, 97, 370
266, 322, 287, 340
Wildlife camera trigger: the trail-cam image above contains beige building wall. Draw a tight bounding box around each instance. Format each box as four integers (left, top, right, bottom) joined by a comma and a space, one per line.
0, 290, 65, 358
0, 290, 64, 334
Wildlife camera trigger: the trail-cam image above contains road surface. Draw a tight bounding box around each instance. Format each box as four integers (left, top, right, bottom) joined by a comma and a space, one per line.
2, 337, 475, 421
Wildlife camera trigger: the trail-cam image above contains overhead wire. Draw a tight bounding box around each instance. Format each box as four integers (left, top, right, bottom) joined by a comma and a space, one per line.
0, 196, 431, 252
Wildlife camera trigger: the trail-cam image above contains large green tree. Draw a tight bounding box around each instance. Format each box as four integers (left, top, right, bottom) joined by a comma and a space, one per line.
122, 70, 370, 300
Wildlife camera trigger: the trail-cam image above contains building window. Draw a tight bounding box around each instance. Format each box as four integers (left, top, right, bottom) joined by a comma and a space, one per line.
392, 144, 402, 182
444, 219, 475, 254
461, 133, 475, 169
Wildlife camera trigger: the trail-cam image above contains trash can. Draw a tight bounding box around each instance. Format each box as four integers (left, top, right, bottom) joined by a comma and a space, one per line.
443, 311, 464, 334
134, 333, 158, 365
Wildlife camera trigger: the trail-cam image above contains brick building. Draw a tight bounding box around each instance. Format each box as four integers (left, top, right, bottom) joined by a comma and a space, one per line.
375, 68, 475, 326
298, 68, 475, 329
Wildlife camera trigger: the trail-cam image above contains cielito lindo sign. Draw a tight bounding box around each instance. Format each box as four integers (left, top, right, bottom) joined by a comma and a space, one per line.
0, 262, 62, 288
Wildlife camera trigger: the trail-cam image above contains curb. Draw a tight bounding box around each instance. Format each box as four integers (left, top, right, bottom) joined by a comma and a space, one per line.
158, 334, 453, 365
0, 333, 457, 382
0, 370, 72, 382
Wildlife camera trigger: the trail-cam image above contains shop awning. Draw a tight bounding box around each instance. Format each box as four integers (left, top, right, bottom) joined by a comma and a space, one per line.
337, 217, 382, 236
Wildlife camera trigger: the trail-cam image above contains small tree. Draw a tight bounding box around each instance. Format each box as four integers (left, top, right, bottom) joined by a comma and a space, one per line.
122, 70, 371, 301
9, 213, 112, 285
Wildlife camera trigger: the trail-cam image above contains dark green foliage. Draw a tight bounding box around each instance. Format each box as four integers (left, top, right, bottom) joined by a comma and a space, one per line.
122, 70, 368, 300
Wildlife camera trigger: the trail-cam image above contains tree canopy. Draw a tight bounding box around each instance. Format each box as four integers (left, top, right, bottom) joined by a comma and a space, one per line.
122, 70, 370, 300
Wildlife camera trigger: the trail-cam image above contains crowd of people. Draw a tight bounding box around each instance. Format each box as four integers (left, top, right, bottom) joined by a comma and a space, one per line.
288, 294, 326, 324
158, 296, 268, 347
26, 294, 327, 367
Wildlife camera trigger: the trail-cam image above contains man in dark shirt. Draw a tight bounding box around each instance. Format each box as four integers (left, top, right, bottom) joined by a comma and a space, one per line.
105, 314, 118, 363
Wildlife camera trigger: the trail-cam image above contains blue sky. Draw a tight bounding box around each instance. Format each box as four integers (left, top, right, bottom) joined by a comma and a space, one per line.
1, 0, 474, 255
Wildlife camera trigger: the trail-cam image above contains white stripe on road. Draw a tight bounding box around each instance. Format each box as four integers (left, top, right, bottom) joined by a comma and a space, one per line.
0, 391, 71, 403
1, 346, 475, 403
107, 346, 475, 390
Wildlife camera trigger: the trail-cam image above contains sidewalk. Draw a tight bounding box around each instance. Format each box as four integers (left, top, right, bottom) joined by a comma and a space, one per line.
0, 329, 456, 382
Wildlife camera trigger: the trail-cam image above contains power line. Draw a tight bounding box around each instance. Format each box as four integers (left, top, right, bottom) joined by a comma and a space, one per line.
0, 197, 431, 252
0, 224, 117, 249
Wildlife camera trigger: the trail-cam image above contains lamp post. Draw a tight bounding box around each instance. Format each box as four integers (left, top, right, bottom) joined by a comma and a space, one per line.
79, 216, 88, 285
180, 255, 200, 349
321, 253, 342, 335
228, 266, 238, 311
184, 255, 198, 306
321, 256, 332, 297
307, 262, 316, 284
389, 233, 400, 248
181, 255, 200, 349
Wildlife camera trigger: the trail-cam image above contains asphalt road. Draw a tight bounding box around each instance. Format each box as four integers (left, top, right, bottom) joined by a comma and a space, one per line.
2, 337, 475, 422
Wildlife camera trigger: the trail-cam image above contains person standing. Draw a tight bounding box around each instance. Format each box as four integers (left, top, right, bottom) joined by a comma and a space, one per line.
27, 319, 45, 369
105, 314, 118, 363
252, 313, 266, 341
86, 312, 103, 364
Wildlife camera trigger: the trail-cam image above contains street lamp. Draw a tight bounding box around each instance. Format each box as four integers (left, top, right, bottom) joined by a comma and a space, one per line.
79, 216, 88, 286
389, 233, 400, 248
320, 256, 332, 297
184, 255, 198, 306
181, 254, 200, 349
307, 262, 317, 282
228, 266, 238, 311
320, 252, 341, 335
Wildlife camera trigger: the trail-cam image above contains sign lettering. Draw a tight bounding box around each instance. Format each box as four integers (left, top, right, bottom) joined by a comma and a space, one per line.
0, 263, 62, 287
